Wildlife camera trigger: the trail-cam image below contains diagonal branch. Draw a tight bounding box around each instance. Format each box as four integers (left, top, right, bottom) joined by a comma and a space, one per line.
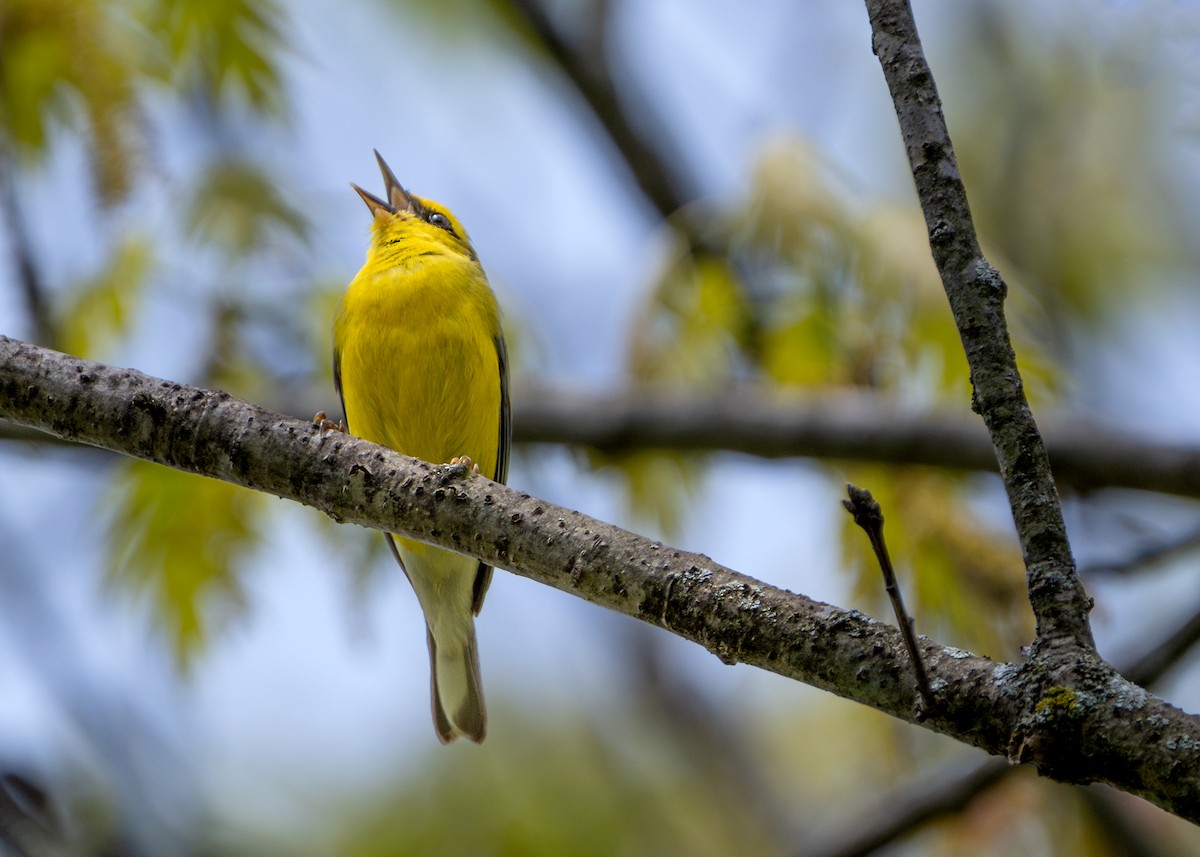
3, 336, 1200, 822
865, 0, 1092, 650
0, 151, 55, 347
507, 0, 690, 220
805, 757, 1012, 857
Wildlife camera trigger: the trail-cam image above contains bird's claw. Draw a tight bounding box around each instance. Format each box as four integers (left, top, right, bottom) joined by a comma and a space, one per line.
449, 455, 481, 475
312, 411, 346, 436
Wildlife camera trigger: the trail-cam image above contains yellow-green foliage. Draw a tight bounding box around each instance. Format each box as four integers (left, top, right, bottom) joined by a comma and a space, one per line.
629, 249, 752, 388
947, 7, 1189, 325
184, 159, 310, 259
139, 0, 286, 112
1, 0, 307, 671
0, 0, 140, 202
104, 460, 261, 665
328, 706, 784, 857
841, 466, 1031, 658
57, 237, 153, 359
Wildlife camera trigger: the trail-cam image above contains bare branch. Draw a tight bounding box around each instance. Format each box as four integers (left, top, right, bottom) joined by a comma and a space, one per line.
507, 0, 690, 220
513, 388, 1200, 500
4, 337, 1200, 821
865, 0, 1092, 649
804, 757, 1012, 857
0, 152, 54, 347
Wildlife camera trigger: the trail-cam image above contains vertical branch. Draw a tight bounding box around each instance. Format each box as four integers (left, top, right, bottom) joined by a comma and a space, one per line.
863, 0, 1094, 651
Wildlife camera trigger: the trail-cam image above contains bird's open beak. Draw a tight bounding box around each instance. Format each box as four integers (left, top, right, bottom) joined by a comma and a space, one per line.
351, 150, 415, 220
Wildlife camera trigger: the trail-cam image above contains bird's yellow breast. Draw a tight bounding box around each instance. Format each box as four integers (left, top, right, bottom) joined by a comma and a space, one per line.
334, 251, 502, 482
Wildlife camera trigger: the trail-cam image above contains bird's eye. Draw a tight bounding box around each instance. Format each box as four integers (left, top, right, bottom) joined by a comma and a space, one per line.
428, 212, 452, 231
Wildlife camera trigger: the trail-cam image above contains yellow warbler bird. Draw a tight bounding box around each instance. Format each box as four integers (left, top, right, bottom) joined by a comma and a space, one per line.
333, 151, 509, 743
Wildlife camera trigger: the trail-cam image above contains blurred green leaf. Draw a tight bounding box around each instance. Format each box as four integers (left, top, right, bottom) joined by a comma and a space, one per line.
948, 4, 1192, 328
57, 236, 153, 359
139, 0, 287, 112
330, 705, 785, 857
629, 249, 753, 388
184, 158, 310, 259
105, 460, 261, 666
0, 0, 141, 202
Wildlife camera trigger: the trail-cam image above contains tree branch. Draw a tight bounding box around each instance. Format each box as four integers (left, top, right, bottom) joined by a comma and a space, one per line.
3, 336, 1200, 821
507, 0, 691, 220
8, 387, 1200, 502
514, 389, 1200, 500
806, 591, 1200, 857
865, 0, 1093, 650
805, 757, 1012, 857
0, 151, 55, 347
1084, 526, 1200, 577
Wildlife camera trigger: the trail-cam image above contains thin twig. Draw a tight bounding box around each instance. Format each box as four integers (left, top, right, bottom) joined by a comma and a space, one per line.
1084, 525, 1200, 577
842, 483, 934, 711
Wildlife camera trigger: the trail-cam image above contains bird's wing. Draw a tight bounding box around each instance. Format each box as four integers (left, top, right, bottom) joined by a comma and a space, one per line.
470, 334, 510, 615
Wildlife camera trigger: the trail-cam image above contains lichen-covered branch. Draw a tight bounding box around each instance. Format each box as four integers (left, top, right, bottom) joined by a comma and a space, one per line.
3, 336, 1200, 822
864, 0, 1094, 651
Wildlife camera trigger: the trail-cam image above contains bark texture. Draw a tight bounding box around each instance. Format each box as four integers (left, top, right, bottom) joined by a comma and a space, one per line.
866, 0, 1093, 651
2, 335, 1199, 822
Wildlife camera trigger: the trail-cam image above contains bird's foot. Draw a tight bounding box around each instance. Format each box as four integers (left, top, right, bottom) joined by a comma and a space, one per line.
312, 411, 346, 436
449, 456, 481, 475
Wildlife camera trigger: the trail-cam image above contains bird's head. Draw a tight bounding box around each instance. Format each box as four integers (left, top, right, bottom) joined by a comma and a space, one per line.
352, 150, 477, 262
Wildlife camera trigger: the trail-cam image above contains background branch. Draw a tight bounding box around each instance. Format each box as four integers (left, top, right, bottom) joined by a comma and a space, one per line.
508, 0, 691, 220
805, 757, 1012, 857
0, 151, 54, 347
1083, 526, 1200, 577
804, 589, 1200, 857
513, 388, 1200, 499
6, 386, 1200, 501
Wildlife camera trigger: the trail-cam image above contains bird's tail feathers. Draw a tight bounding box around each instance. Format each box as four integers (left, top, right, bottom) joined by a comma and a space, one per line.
427, 621, 486, 744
